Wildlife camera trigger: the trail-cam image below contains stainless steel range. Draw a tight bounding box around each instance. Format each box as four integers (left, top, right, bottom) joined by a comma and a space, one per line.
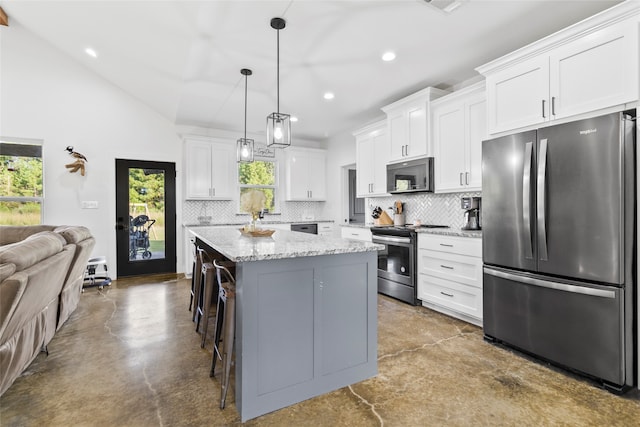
371, 224, 448, 305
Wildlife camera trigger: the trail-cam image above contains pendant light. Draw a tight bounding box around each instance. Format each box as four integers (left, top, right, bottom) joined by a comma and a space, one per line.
237, 68, 254, 163
266, 17, 291, 148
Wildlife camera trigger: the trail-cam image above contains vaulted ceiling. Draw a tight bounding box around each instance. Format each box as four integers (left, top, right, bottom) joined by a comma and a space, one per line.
1, 0, 622, 141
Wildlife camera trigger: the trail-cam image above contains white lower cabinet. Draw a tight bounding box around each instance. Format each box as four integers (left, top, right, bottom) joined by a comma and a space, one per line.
318, 223, 334, 236
266, 223, 291, 231
340, 226, 372, 242
417, 234, 483, 326
184, 227, 196, 278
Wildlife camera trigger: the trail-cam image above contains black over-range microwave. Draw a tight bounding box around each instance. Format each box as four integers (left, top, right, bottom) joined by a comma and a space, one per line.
386, 157, 434, 194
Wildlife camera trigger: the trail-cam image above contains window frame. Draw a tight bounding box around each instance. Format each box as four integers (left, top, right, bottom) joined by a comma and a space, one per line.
0, 137, 45, 224
237, 158, 280, 214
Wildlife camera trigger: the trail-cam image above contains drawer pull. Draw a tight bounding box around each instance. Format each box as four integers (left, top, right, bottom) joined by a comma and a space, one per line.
351, 233, 359, 236
439, 243, 454, 247
440, 265, 454, 270
440, 291, 454, 297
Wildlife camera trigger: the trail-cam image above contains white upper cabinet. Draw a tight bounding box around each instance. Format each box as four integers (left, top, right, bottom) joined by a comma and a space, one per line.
184, 137, 234, 200
382, 87, 448, 162
284, 147, 327, 201
432, 82, 486, 193
354, 120, 388, 198
478, 3, 639, 135
549, 22, 637, 120
484, 56, 548, 134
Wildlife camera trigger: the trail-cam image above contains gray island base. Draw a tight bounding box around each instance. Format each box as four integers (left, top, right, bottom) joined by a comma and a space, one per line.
190, 227, 381, 422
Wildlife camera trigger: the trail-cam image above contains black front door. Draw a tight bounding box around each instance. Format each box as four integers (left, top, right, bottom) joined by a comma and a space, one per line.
115, 159, 176, 277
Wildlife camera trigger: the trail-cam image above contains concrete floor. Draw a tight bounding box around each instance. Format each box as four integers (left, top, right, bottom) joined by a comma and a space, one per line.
1, 275, 639, 426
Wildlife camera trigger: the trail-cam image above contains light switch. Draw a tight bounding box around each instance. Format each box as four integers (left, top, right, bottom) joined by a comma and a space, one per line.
81, 201, 99, 209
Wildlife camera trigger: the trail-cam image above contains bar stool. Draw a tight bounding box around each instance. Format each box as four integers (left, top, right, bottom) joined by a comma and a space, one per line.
210, 259, 236, 409
195, 249, 219, 346
191, 247, 206, 322
188, 239, 198, 312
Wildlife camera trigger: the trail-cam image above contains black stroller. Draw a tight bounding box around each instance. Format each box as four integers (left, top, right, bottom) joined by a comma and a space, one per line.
129, 214, 156, 259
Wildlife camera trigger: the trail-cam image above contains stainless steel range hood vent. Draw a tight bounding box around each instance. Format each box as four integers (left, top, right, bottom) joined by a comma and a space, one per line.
421, 0, 466, 14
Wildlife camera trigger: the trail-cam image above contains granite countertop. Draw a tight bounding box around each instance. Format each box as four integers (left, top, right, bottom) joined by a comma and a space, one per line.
190, 226, 383, 262
185, 219, 334, 228
415, 228, 482, 238
341, 223, 482, 238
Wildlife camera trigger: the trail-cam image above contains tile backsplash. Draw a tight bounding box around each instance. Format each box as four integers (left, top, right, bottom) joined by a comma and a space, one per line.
183, 200, 327, 225
365, 191, 482, 229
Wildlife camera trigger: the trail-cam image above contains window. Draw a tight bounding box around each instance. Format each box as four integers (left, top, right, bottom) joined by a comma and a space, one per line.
0, 139, 44, 225
238, 160, 277, 212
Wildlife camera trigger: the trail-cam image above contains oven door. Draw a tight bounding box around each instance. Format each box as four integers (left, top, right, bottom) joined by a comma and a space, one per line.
372, 234, 414, 286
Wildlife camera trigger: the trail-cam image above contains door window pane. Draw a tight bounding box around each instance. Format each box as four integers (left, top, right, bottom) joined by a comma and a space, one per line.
128, 168, 165, 262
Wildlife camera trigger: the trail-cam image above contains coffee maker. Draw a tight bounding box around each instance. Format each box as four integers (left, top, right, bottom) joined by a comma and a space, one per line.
461, 197, 481, 230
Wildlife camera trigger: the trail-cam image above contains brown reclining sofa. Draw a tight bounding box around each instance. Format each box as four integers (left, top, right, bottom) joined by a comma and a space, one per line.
0, 225, 95, 396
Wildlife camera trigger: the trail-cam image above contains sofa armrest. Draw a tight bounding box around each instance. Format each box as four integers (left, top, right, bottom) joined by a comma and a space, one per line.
0, 233, 66, 272
0, 272, 28, 341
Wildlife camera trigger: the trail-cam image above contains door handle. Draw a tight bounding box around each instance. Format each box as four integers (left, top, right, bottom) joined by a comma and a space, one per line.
551, 96, 556, 116
465, 172, 469, 185
115, 217, 129, 231
484, 267, 616, 299
459, 173, 464, 186
537, 138, 549, 261
542, 99, 546, 119
523, 141, 534, 259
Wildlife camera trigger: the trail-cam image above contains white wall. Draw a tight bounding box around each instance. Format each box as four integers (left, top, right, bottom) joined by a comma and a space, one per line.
324, 127, 360, 231
1, 22, 182, 277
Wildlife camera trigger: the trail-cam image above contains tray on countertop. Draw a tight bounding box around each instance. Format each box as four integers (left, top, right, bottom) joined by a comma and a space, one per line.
239, 228, 276, 237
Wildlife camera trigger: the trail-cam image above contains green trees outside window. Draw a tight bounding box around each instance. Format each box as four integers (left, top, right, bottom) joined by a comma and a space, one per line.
0, 141, 43, 225
238, 160, 277, 212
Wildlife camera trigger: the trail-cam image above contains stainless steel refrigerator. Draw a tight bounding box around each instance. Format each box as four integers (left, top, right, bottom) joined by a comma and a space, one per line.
482, 110, 636, 392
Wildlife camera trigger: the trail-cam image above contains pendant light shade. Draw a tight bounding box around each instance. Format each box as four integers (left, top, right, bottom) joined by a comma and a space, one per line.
237, 68, 254, 163
266, 17, 291, 148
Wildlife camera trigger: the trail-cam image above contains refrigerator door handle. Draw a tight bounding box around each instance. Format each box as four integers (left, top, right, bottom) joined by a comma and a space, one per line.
537, 138, 549, 261
483, 267, 616, 299
523, 141, 534, 259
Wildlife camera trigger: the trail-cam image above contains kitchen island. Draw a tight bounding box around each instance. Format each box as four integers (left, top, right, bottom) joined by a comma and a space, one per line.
189, 227, 382, 422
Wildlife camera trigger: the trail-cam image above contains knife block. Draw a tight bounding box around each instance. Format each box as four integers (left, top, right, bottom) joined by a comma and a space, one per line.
375, 210, 393, 225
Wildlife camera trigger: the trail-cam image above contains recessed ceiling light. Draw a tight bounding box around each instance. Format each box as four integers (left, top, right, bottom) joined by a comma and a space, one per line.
85, 48, 98, 58
382, 51, 396, 62
323, 92, 335, 100
290, 116, 299, 122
